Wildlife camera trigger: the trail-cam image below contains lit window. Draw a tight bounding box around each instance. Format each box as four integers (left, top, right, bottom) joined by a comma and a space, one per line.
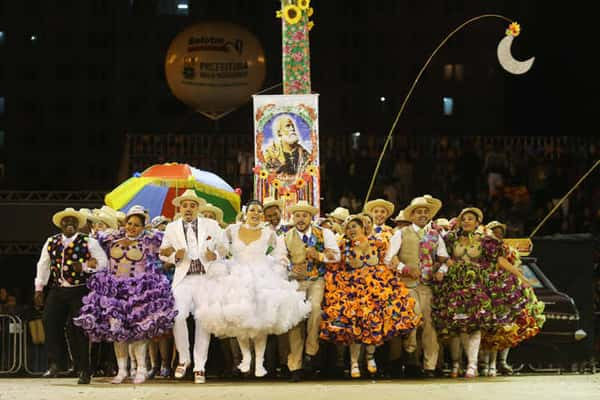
443, 97, 453, 116
454, 64, 464, 81
443, 64, 453, 80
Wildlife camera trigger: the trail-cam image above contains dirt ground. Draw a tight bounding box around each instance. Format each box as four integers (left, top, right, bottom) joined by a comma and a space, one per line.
1, 375, 599, 400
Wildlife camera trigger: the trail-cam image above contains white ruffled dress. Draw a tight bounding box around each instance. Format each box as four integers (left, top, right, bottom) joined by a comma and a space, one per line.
196, 224, 310, 339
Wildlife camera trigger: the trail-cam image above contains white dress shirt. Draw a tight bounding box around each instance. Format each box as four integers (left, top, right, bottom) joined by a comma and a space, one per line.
35, 233, 108, 291
384, 223, 449, 274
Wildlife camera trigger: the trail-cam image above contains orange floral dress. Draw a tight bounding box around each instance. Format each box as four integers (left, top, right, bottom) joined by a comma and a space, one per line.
319, 236, 421, 345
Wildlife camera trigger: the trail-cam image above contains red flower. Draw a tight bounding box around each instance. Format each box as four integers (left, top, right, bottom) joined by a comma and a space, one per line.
206, 236, 212, 241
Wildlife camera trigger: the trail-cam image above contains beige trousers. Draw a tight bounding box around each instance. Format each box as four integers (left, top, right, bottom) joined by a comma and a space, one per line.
287, 279, 325, 371
388, 284, 439, 370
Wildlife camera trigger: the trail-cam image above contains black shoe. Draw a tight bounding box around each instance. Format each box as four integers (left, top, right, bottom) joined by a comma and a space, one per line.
147, 367, 159, 380
423, 369, 437, 378
403, 364, 423, 378
42, 366, 59, 378
303, 355, 314, 373
277, 366, 291, 379
77, 371, 91, 384
289, 370, 303, 382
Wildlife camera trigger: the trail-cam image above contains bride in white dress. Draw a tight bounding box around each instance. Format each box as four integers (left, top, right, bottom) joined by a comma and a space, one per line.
197, 200, 310, 377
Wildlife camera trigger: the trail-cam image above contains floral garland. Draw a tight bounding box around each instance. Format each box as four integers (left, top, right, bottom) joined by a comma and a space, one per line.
276, 0, 314, 94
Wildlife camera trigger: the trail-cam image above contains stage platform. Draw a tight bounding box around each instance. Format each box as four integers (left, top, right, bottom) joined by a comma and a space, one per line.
1, 375, 598, 400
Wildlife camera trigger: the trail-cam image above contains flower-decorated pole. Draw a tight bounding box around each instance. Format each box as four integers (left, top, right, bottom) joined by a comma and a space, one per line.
277, 0, 314, 94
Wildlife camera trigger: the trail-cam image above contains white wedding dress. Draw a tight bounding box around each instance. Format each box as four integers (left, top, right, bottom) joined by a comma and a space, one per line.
196, 223, 310, 339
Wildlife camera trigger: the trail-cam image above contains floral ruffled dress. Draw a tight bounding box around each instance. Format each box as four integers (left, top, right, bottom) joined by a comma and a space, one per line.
320, 236, 421, 345
74, 229, 177, 342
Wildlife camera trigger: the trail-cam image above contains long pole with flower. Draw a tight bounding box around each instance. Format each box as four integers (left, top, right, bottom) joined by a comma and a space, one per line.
249, 0, 317, 216
277, 0, 314, 94
363, 15, 533, 204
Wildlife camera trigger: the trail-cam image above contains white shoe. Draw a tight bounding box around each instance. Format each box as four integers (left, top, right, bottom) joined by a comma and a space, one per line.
194, 371, 206, 384
350, 363, 360, 378
238, 358, 251, 374
255, 364, 267, 378
174, 363, 189, 379
367, 357, 377, 374
488, 367, 497, 377
111, 371, 128, 384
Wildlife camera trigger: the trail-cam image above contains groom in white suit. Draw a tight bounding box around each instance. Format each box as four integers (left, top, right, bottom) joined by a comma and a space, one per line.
159, 189, 224, 383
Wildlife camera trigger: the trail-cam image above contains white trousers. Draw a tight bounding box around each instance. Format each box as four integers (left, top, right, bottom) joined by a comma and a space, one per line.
172, 275, 211, 372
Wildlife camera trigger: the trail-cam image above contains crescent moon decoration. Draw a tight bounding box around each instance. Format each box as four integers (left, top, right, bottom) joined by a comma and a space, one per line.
497, 35, 535, 74
364, 16, 534, 204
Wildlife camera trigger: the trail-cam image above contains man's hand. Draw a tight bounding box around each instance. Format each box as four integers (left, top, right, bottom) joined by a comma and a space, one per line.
324, 249, 336, 261
291, 262, 308, 279
174, 249, 186, 263
163, 263, 175, 271
205, 249, 217, 262
72, 262, 83, 273
88, 258, 97, 269
406, 265, 421, 279
34, 291, 44, 310
434, 271, 445, 282
160, 247, 175, 257
305, 247, 320, 261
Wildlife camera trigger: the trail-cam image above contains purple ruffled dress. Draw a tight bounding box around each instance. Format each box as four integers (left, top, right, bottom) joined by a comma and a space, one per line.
74, 229, 177, 342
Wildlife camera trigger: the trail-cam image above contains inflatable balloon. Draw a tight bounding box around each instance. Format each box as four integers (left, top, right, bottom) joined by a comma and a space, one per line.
165, 22, 267, 119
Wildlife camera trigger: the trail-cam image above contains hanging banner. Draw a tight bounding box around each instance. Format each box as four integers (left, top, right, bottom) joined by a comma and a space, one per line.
253, 94, 320, 214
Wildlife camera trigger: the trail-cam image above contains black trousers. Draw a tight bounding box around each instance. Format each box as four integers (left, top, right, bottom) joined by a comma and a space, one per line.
43, 286, 90, 373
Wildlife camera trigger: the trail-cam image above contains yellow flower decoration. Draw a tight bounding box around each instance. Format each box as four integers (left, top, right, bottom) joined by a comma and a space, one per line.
295, 177, 306, 188
306, 165, 318, 176
272, 179, 282, 189
276, 10, 282, 18
259, 170, 269, 180
307, 7, 314, 17
506, 22, 520, 37
297, 0, 310, 10
308, 21, 314, 31
283, 4, 302, 24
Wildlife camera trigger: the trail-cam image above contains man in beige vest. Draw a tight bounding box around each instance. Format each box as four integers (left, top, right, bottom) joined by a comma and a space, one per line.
284, 201, 340, 382
384, 195, 449, 378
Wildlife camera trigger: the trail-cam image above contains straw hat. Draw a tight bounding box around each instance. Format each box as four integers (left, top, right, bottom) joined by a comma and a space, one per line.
126, 205, 148, 224
394, 210, 410, 223
52, 208, 86, 229
343, 214, 369, 230
363, 199, 395, 218
327, 207, 350, 223
403, 195, 442, 219
486, 220, 507, 233
95, 211, 118, 229
288, 200, 318, 216
172, 189, 206, 207
435, 218, 450, 229
263, 196, 285, 211
79, 208, 100, 224
151, 215, 171, 228
199, 203, 224, 226
458, 207, 484, 223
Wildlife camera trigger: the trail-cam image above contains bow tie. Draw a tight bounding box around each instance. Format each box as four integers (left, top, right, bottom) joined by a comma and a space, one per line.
374, 226, 383, 234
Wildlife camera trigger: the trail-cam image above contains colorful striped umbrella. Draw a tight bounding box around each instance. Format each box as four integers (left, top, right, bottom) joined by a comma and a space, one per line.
105, 163, 240, 223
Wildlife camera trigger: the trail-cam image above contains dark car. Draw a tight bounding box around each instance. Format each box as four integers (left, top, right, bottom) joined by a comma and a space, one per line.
509, 256, 589, 372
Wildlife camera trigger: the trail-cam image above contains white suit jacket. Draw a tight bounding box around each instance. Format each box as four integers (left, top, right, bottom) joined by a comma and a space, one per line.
159, 217, 224, 288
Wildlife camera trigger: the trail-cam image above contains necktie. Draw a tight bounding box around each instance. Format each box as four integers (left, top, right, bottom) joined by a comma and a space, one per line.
302, 234, 309, 244
418, 228, 425, 239
186, 223, 199, 260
